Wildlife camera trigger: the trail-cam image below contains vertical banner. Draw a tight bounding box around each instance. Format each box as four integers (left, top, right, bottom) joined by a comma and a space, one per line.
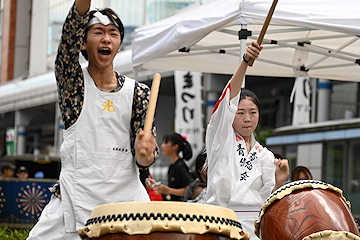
292, 77, 311, 125
174, 71, 204, 167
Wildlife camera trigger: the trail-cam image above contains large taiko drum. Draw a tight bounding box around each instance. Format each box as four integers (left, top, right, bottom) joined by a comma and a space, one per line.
254, 180, 360, 240
78, 201, 250, 240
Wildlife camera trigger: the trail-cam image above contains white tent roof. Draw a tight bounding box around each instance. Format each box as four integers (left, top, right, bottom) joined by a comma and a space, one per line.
132, 0, 360, 81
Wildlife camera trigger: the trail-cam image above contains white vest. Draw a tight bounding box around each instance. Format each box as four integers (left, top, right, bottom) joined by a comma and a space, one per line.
59, 68, 149, 232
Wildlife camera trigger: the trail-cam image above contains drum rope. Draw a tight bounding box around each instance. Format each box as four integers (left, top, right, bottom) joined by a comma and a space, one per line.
84, 212, 243, 230
265, 180, 328, 203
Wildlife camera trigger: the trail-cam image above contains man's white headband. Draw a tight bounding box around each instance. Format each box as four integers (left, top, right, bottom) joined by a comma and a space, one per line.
88, 11, 117, 27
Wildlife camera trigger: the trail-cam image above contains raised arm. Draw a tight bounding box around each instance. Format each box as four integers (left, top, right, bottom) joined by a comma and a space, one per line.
229, 41, 262, 99
55, 1, 90, 129
75, 0, 91, 16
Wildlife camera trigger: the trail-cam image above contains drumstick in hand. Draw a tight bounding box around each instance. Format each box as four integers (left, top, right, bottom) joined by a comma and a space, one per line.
274, 158, 286, 169
247, 0, 278, 66
139, 73, 162, 157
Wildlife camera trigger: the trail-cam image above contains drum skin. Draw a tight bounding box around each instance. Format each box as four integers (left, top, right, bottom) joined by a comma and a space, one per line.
258, 188, 360, 240
83, 232, 233, 240
78, 201, 249, 240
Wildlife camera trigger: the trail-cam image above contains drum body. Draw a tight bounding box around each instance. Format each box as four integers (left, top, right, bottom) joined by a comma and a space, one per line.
255, 180, 360, 240
79, 201, 250, 240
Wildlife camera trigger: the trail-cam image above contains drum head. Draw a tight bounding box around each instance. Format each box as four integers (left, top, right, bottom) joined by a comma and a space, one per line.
302, 230, 360, 240
78, 201, 250, 240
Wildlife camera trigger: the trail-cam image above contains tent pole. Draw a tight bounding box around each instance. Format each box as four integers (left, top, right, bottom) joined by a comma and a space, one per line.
133, 66, 139, 80
240, 24, 247, 87
311, 78, 317, 123
143, 0, 147, 25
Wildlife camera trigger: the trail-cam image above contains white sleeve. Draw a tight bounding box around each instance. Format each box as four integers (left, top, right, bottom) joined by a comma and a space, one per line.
205, 81, 240, 205
206, 81, 240, 160
258, 149, 276, 201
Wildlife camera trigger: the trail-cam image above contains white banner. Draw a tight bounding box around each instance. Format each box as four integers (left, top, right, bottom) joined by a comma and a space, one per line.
292, 77, 311, 125
174, 71, 204, 166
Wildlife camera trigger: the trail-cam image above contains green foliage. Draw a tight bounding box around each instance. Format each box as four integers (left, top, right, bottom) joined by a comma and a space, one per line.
0, 226, 30, 240
255, 125, 273, 147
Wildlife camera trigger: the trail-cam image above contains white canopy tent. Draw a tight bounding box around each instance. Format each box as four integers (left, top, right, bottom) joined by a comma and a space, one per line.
132, 0, 360, 82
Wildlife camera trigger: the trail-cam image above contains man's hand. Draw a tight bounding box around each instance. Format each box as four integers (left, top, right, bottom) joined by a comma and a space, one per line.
135, 130, 157, 167
75, 0, 91, 16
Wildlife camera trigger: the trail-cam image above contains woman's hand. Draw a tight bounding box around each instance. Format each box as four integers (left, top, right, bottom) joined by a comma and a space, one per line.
243, 41, 263, 63
154, 184, 170, 195
145, 178, 156, 190
273, 158, 289, 192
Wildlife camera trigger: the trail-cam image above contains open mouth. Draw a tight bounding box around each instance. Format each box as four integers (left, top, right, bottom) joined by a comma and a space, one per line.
98, 48, 111, 56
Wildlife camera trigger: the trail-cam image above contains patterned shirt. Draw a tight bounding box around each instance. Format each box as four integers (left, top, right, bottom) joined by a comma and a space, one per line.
55, 3, 158, 159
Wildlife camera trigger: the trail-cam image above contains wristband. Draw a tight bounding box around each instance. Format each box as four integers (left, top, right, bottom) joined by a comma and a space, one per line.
243, 54, 249, 64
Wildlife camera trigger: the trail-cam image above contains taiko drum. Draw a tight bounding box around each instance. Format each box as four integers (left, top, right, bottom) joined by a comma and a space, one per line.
255, 180, 360, 240
79, 201, 250, 240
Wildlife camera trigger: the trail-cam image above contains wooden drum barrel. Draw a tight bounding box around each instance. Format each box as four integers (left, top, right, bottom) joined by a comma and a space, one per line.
254, 180, 360, 240
78, 201, 250, 240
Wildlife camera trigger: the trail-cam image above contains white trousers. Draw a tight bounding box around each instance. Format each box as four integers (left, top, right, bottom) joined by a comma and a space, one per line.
239, 218, 260, 240
27, 195, 81, 240
236, 211, 260, 240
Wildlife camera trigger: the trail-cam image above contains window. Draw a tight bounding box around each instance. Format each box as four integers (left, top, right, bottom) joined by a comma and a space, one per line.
348, 140, 360, 217
324, 141, 344, 189
47, 0, 73, 70
285, 145, 297, 175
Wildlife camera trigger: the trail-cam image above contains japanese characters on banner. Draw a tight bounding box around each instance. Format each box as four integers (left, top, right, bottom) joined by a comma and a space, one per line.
292, 77, 311, 125
174, 71, 204, 166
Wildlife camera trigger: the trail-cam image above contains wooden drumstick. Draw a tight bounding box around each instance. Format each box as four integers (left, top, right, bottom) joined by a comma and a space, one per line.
139, 73, 162, 157
274, 158, 286, 169
247, 0, 278, 66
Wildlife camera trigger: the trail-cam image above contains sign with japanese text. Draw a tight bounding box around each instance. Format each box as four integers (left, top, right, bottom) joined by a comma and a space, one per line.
174, 71, 204, 165
292, 77, 311, 125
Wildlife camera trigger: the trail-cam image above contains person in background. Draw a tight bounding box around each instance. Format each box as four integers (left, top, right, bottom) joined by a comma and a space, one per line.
205, 41, 289, 239
147, 132, 193, 201
291, 166, 313, 181
183, 149, 207, 203
1, 163, 15, 178
16, 166, 29, 179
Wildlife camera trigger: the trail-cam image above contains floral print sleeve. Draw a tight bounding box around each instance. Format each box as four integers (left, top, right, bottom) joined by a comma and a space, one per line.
131, 81, 159, 164
55, 2, 88, 130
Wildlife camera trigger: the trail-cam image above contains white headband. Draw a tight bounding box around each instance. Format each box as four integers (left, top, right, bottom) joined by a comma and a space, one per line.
88, 11, 114, 27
